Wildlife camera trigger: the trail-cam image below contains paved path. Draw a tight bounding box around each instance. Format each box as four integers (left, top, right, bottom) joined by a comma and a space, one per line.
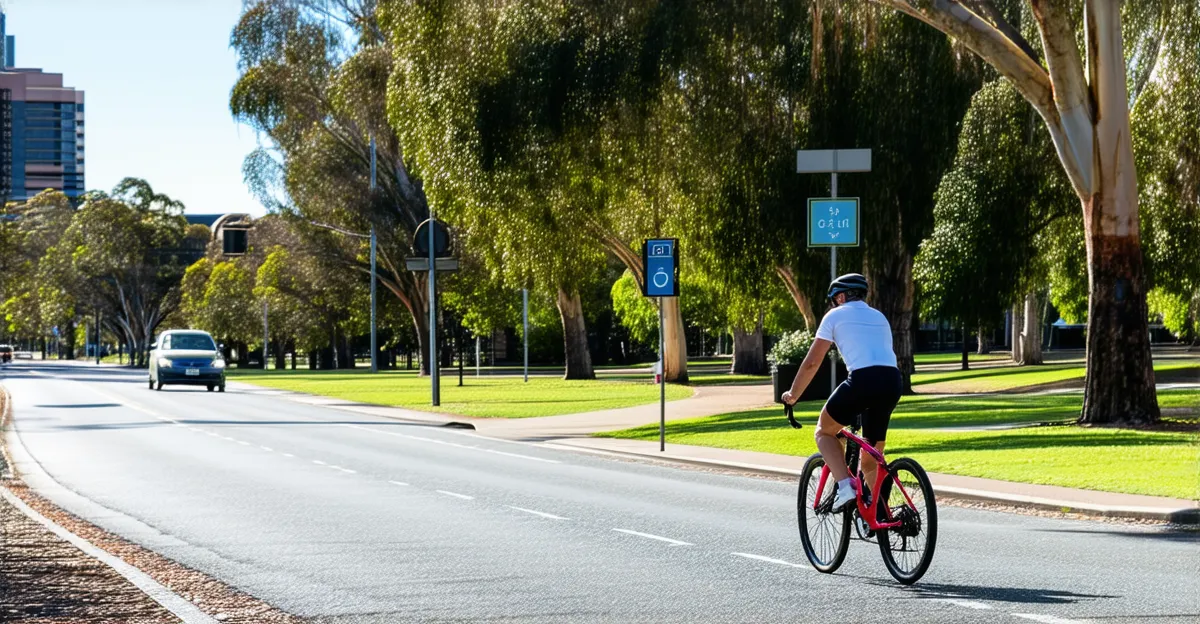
5, 360, 1199, 622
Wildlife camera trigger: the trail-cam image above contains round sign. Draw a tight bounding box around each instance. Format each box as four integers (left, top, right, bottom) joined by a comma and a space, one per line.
413, 219, 452, 257
652, 268, 670, 289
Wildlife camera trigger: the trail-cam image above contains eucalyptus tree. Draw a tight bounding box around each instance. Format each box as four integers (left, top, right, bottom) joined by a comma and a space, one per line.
231, 0, 439, 373
914, 79, 1077, 366
869, 1, 1190, 423
385, 0, 700, 380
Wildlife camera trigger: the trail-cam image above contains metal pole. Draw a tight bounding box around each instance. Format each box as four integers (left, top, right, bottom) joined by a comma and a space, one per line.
522, 288, 529, 383
263, 300, 269, 370
659, 297, 666, 452
475, 334, 480, 378
95, 308, 101, 365
830, 171, 838, 395
370, 135, 378, 374
429, 211, 439, 406
370, 227, 377, 373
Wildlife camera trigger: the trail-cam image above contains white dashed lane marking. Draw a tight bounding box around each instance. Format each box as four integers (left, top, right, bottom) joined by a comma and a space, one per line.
388, 481, 409, 487
1011, 614, 1085, 624
730, 552, 808, 569
508, 506, 568, 520
436, 490, 474, 500
612, 529, 692, 546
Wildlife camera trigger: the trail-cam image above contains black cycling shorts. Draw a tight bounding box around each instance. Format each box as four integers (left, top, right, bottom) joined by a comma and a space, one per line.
823, 365, 903, 444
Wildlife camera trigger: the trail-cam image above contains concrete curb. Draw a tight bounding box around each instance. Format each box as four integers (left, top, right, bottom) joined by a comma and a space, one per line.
545, 440, 1200, 525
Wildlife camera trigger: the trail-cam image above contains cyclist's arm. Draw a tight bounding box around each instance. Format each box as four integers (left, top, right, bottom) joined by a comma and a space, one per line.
783, 338, 833, 404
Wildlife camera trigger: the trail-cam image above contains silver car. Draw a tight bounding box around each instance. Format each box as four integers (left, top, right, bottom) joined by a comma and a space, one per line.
148, 330, 227, 392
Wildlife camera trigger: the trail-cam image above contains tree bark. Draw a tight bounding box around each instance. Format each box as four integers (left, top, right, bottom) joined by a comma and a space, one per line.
660, 296, 688, 383
556, 287, 595, 380
865, 251, 915, 392
730, 312, 767, 375
976, 326, 991, 355
776, 265, 818, 331
1081, 232, 1159, 424
1021, 291, 1043, 365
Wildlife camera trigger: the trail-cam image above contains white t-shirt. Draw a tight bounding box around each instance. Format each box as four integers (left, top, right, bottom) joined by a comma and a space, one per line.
814, 301, 898, 372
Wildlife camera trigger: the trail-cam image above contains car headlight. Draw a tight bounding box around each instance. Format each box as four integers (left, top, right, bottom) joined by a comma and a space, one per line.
211, 359, 226, 369
158, 358, 173, 368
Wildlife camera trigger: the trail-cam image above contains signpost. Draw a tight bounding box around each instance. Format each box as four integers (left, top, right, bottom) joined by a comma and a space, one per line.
797, 148, 870, 393
407, 218, 457, 406
642, 238, 679, 452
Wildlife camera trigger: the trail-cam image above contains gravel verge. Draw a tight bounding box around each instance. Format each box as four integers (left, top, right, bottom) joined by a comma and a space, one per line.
1, 384, 301, 623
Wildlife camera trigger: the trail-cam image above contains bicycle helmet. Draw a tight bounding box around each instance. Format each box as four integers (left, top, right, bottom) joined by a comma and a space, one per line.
828, 273, 869, 301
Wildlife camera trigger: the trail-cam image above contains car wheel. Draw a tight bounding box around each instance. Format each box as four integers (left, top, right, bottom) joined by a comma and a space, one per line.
206, 385, 214, 392
218, 384, 225, 393
155, 381, 163, 391
148, 378, 154, 390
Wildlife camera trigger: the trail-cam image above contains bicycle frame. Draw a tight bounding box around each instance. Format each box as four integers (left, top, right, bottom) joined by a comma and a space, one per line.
811, 428, 918, 531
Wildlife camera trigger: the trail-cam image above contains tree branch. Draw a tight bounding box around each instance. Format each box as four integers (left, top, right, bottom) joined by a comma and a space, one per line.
1030, 0, 1095, 195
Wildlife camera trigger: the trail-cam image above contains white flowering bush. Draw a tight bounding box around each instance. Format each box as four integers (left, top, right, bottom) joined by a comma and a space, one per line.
768, 330, 815, 366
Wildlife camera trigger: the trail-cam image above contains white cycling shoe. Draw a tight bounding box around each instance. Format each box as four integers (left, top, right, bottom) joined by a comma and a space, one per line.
830, 479, 858, 512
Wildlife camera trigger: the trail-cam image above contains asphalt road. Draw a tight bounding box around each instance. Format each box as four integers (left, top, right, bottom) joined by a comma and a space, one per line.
4, 361, 1198, 623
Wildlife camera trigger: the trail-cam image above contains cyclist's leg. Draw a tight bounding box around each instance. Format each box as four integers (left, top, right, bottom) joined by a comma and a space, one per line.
815, 409, 850, 481
858, 366, 904, 494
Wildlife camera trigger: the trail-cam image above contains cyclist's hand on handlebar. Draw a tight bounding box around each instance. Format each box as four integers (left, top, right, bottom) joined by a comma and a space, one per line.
781, 390, 797, 405
784, 403, 803, 429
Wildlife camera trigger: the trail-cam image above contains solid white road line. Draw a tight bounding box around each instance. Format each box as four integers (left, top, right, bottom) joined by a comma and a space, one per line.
508, 506, 568, 520
388, 481, 409, 487
340, 424, 561, 464
281, 453, 295, 458
436, 490, 475, 500
259, 446, 273, 452
1011, 614, 1086, 624
612, 528, 693, 546
235, 440, 251, 446
928, 599, 992, 610
312, 460, 327, 465
730, 552, 808, 569
329, 466, 356, 474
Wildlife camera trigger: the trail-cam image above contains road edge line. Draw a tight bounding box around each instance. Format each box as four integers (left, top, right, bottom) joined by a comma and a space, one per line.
0, 484, 219, 624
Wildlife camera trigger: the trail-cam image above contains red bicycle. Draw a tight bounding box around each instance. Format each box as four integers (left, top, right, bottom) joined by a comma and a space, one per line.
786, 405, 937, 584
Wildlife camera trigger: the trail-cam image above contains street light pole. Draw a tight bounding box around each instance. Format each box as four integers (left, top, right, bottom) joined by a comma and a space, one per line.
263, 300, 269, 371
522, 288, 529, 383
429, 206, 439, 405
370, 135, 378, 374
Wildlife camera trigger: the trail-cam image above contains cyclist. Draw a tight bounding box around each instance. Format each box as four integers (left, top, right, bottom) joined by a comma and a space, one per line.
782, 273, 902, 512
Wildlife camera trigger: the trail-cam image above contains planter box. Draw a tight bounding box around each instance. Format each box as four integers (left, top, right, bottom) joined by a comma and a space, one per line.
772, 359, 849, 404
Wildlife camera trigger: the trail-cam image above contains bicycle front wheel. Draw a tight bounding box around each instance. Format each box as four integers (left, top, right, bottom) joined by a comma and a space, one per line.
798, 454, 851, 573
876, 457, 937, 584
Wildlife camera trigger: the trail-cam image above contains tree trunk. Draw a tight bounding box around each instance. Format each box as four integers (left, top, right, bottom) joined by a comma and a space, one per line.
1080, 233, 1159, 424
776, 265, 818, 331
274, 338, 286, 371
556, 287, 595, 380
976, 326, 991, 354
730, 312, 766, 375
1011, 302, 1024, 364
660, 296, 688, 383
1021, 291, 1043, 365
865, 251, 915, 392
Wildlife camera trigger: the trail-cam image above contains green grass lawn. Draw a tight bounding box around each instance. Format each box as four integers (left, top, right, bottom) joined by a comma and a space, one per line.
914, 352, 1010, 365
597, 389, 1200, 499
230, 369, 694, 418
912, 360, 1200, 393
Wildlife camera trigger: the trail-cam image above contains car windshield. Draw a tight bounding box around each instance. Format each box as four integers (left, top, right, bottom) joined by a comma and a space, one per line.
166, 334, 216, 351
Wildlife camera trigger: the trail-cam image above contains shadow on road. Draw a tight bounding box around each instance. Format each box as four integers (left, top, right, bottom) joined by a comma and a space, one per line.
1035, 527, 1200, 544
890, 581, 1118, 605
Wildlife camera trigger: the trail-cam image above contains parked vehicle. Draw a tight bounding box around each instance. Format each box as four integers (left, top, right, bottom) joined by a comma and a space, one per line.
0, 345, 12, 364
148, 330, 226, 392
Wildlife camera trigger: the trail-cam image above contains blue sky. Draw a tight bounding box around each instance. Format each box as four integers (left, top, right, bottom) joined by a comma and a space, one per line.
3, 0, 263, 215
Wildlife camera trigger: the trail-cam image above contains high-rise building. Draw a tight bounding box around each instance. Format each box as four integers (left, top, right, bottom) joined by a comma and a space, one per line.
0, 10, 85, 205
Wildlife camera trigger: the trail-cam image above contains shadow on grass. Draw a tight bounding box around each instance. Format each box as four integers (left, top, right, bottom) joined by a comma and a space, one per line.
912, 363, 1078, 386
891, 428, 1195, 455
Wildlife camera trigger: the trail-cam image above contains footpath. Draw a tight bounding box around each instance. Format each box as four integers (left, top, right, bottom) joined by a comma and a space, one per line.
238, 379, 1200, 525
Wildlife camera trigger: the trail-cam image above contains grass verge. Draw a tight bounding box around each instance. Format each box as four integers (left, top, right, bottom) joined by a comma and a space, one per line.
912, 360, 1200, 393
229, 368, 693, 418
596, 389, 1200, 499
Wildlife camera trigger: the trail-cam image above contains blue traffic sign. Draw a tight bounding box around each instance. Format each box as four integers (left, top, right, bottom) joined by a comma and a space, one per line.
808, 198, 860, 247
642, 238, 679, 297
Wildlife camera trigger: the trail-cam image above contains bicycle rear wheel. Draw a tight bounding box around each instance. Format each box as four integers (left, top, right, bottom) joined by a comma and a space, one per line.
798, 454, 851, 573
875, 457, 937, 584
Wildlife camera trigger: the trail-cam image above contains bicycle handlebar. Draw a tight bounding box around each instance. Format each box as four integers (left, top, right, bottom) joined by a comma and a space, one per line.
784, 403, 803, 429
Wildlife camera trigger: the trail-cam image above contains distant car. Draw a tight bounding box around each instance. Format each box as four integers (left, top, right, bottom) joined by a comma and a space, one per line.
148, 330, 226, 392
0, 345, 12, 364
13, 351, 33, 359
